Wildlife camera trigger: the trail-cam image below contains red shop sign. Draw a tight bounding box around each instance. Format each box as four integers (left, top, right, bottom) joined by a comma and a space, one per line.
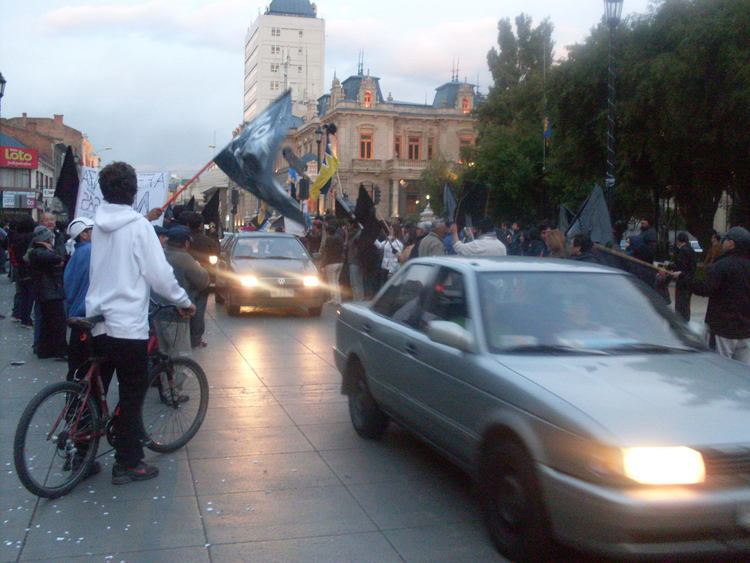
0, 146, 39, 169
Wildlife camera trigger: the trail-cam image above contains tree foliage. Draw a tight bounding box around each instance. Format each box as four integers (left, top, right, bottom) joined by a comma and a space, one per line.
476, 0, 750, 244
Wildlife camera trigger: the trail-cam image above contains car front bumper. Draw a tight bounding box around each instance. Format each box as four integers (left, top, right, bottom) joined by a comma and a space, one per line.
228, 286, 325, 309
539, 464, 750, 557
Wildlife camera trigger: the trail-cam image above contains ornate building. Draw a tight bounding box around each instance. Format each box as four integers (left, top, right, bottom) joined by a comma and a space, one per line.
288, 66, 481, 217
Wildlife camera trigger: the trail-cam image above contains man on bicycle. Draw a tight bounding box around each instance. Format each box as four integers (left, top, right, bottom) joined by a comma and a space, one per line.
86, 161, 196, 485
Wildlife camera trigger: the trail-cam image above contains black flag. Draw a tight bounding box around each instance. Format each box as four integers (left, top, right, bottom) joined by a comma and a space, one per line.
185, 196, 196, 211
566, 185, 613, 246
202, 190, 220, 225
335, 193, 355, 220
354, 184, 381, 243
213, 90, 304, 225
54, 146, 79, 220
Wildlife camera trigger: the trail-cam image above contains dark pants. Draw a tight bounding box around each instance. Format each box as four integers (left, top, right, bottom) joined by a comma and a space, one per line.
13, 280, 33, 324
67, 326, 89, 381
37, 299, 67, 359
675, 287, 692, 322
93, 335, 149, 467
190, 290, 209, 347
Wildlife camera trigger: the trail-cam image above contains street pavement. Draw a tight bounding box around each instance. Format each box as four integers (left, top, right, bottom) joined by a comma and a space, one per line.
0, 275, 503, 563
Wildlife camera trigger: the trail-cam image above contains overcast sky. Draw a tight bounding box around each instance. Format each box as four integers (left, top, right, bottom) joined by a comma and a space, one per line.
1, 0, 652, 173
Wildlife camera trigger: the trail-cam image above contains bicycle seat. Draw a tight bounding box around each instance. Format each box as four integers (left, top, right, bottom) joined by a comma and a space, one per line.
67, 315, 105, 331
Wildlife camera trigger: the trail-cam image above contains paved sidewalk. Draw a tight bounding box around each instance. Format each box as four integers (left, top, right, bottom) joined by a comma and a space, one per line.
1, 276, 501, 563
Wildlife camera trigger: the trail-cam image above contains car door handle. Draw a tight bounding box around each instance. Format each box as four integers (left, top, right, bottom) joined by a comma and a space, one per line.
362, 323, 372, 334
405, 343, 417, 356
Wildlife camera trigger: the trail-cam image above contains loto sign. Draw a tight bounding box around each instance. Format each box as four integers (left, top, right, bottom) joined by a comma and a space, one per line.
0, 146, 39, 169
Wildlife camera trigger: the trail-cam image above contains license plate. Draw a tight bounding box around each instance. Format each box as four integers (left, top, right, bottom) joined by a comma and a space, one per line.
737, 504, 750, 529
270, 289, 294, 298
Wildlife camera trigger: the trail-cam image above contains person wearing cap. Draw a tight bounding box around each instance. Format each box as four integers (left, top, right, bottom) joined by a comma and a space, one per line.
676, 226, 750, 363
64, 217, 95, 380
153, 225, 169, 248
27, 226, 67, 359
450, 219, 507, 257
164, 225, 210, 347
86, 161, 195, 484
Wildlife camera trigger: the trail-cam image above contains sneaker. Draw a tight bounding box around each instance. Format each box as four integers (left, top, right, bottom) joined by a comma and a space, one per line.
64, 456, 102, 480
112, 461, 159, 485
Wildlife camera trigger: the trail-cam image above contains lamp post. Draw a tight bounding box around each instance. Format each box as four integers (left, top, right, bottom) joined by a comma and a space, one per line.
0, 72, 6, 120
315, 126, 323, 172
604, 0, 623, 216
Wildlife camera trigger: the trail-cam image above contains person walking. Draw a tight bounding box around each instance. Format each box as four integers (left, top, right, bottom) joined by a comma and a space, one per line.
184, 212, 217, 348
678, 227, 750, 364
418, 220, 447, 258
63, 217, 95, 378
27, 226, 67, 359
86, 161, 195, 484
450, 219, 507, 256
320, 224, 345, 304
673, 231, 697, 322
9, 217, 35, 326
163, 225, 210, 347
375, 224, 403, 282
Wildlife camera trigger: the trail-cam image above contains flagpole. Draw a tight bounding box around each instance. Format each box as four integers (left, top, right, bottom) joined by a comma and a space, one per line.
161, 159, 215, 211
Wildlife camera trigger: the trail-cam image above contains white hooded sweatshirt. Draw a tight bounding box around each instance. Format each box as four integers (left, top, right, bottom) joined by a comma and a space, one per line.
86, 202, 191, 339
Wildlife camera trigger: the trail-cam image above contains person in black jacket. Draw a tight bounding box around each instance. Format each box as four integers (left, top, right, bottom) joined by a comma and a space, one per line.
678, 226, 750, 364
673, 232, 697, 321
9, 216, 36, 327
569, 234, 601, 264
27, 226, 67, 359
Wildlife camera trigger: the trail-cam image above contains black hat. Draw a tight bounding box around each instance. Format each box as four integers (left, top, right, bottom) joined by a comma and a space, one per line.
167, 225, 192, 243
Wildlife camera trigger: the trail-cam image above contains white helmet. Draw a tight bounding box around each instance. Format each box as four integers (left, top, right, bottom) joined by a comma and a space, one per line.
66, 217, 94, 240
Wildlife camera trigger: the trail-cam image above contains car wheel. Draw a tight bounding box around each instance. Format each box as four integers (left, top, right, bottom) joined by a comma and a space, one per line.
479, 440, 552, 562
307, 305, 322, 317
226, 293, 240, 316
348, 368, 388, 439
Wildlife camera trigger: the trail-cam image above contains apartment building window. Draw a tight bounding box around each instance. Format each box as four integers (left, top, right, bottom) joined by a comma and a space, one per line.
271, 27, 280, 37
427, 138, 434, 160
363, 91, 373, 109
394, 136, 401, 159
298, 66, 303, 73
298, 47, 303, 55
270, 80, 281, 91
271, 63, 279, 73
360, 133, 373, 160
271, 45, 280, 54
461, 97, 471, 114
298, 30, 304, 37
408, 136, 421, 160
459, 136, 473, 149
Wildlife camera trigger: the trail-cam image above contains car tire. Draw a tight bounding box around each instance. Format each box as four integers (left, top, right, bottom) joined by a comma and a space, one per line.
348, 368, 388, 439
226, 293, 240, 316
479, 440, 553, 562
307, 305, 322, 317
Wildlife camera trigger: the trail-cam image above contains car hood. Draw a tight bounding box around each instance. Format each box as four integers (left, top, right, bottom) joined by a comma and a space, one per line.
496, 353, 750, 447
230, 258, 314, 277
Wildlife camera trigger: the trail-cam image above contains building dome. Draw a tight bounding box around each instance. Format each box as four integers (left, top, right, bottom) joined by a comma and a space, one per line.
266, 0, 317, 17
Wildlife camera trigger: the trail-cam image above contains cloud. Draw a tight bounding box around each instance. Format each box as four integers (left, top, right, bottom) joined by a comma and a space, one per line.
41, 0, 248, 52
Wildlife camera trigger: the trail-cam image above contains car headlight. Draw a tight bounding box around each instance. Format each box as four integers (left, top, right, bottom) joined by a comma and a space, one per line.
240, 275, 259, 288
622, 447, 705, 485
303, 276, 320, 287
208, 255, 218, 265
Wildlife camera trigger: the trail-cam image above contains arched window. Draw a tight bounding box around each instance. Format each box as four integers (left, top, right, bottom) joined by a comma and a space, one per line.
363, 91, 373, 108
461, 97, 470, 114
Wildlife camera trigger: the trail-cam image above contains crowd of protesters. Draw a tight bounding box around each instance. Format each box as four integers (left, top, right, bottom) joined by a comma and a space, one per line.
1, 205, 220, 362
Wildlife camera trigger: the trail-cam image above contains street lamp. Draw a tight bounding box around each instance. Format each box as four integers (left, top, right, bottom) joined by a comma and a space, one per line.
0, 72, 6, 120
315, 126, 323, 171
604, 0, 623, 215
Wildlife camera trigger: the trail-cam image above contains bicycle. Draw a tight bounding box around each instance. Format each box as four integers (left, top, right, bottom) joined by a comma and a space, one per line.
13, 304, 209, 498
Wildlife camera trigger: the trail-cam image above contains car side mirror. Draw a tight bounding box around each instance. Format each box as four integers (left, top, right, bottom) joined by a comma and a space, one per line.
427, 320, 475, 353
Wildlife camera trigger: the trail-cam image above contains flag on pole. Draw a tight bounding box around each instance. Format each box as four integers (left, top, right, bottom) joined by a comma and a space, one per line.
201, 190, 220, 225
311, 139, 338, 199
213, 90, 304, 225
185, 196, 196, 211
53, 146, 79, 221
566, 185, 613, 245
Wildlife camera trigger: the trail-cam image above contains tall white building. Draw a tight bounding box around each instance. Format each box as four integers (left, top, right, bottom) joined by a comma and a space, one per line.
243, 0, 325, 122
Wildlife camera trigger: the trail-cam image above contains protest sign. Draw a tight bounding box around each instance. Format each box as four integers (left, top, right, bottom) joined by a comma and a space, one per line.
75, 167, 168, 225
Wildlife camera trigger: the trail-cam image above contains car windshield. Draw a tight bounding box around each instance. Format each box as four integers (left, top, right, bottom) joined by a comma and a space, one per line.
233, 237, 308, 260
478, 272, 705, 354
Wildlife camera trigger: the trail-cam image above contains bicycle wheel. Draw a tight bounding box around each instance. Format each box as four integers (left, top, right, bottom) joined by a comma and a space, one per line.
142, 357, 209, 453
14, 382, 100, 498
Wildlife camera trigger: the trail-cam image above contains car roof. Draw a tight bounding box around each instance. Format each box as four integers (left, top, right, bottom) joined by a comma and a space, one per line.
409, 256, 624, 275
235, 232, 299, 239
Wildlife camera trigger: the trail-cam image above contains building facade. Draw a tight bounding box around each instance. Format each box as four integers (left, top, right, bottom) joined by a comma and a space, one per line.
287, 70, 480, 218
243, 0, 325, 122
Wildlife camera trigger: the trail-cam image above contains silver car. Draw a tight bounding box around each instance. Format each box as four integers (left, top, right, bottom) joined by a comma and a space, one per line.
334, 257, 750, 560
